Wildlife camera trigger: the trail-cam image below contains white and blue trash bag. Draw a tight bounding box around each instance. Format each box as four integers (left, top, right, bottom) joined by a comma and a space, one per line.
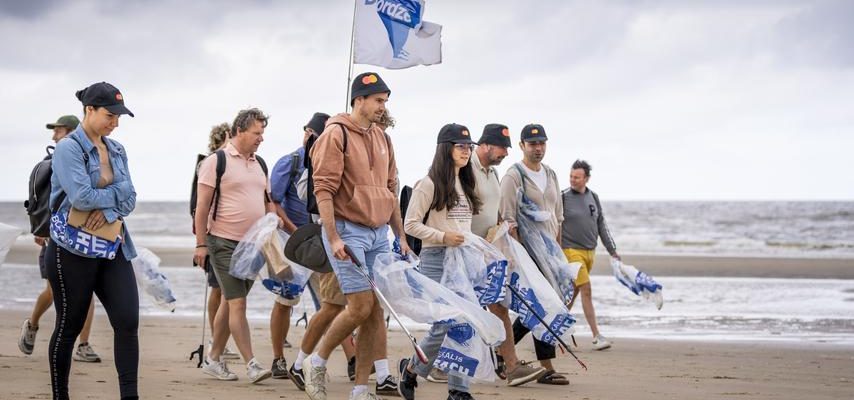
0, 222, 21, 267
515, 189, 582, 303
131, 247, 177, 312
372, 253, 504, 381
442, 233, 508, 306
491, 222, 576, 347
611, 258, 664, 310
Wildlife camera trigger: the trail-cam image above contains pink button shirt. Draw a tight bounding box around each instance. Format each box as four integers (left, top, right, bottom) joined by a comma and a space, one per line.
198, 143, 270, 241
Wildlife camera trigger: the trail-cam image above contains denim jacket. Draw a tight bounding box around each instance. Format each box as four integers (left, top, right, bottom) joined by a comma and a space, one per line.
49, 126, 137, 260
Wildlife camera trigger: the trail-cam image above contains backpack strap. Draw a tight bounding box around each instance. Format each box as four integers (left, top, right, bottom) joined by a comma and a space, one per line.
256, 154, 271, 203
288, 151, 301, 189
52, 135, 89, 213
327, 122, 349, 153
512, 163, 528, 194
211, 149, 226, 221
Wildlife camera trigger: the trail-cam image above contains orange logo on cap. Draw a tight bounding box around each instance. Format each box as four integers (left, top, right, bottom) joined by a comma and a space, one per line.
115, 93, 123, 101
531, 128, 539, 134
362, 75, 378, 85
501, 128, 510, 137
462, 129, 469, 136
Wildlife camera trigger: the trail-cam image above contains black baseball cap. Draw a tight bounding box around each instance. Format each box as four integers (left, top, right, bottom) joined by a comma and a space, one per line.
521, 123, 547, 142
75, 82, 134, 117
478, 123, 512, 148
304, 112, 330, 135
437, 123, 475, 145
350, 72, 391, 106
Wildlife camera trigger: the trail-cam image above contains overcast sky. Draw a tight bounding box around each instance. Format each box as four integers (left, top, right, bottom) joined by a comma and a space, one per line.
1, 0, 852, 201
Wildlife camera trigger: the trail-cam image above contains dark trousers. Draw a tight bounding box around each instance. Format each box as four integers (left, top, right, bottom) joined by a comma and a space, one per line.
512, 317, 556, 361
45, 240, 139, 400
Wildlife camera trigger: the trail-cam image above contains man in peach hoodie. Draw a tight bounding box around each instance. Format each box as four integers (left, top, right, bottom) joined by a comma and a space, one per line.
302, 72, 410, 400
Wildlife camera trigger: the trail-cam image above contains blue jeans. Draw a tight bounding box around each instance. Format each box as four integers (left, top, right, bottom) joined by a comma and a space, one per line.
411, 246, 470, 393
321, 219, 390, 295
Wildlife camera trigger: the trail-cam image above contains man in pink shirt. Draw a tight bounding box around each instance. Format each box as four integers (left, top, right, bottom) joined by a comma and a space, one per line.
193, 108, 281, 384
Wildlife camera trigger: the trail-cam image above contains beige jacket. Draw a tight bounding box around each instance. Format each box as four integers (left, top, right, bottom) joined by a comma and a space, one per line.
404, 176, 472, 248
499, 162, 564, 238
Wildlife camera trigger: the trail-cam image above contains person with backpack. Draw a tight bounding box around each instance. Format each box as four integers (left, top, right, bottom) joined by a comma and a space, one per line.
45, 82, 139, 400
190, 122, 240, 361
19, 114, 101, 364
267, 111, 329, 379
471, 124, 546, 386
396, 123, 484, 400
193, 107, 280, 384
301, 72, 410, 400
498, 123, 569, 386
561, 159, 619, 351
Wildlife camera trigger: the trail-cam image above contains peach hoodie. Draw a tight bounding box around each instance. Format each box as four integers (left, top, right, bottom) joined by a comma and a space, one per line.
310, 113, 398, 228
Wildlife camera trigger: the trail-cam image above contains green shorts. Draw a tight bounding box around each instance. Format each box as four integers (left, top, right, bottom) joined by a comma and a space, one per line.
207, 234, 254, 300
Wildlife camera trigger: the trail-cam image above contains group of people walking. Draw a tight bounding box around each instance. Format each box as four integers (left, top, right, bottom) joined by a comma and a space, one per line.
21, 73, 621, 400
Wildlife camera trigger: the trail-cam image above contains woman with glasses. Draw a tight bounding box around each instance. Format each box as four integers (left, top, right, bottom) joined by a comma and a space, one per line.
398, 123, 484, 400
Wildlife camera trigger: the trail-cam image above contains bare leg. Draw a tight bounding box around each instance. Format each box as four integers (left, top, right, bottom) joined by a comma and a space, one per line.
29, 282, 54, 328
208, 287, 222, 337
578, 283, 600, 337
209, 294, 230, 360
270, 303, 291, 359
316, 291, 378, 386
300, 303, 344, 354
226, 297, 254, 362
488, 303, 522, 371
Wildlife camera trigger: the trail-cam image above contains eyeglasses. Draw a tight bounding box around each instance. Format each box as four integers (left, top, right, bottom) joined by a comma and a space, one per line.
453, 143, 474, 152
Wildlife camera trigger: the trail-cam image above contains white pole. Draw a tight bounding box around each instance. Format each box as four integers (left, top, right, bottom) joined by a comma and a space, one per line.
345, 0, 358, 113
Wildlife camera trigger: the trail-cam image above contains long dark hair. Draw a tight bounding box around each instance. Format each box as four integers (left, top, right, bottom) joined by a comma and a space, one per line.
427, 142, 483, 215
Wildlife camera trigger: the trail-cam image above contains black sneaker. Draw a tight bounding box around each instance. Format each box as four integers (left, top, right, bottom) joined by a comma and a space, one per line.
397, 358, 417, 400
447, 390, 475, 400
348, 356, 356, 382
288, 364, 305, 391
271, 357, 289, 379
376, 375, 400, 397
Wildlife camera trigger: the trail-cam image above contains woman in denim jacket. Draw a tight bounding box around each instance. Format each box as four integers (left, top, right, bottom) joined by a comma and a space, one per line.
45, 82, 139, 400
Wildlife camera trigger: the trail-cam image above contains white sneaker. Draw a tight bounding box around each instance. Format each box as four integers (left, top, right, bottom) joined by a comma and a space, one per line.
202, 357, 238, 381
18, 319, 37, 355
349, 390, 380, 400
592, 334, 612, 351
73, 343, 102, 362
247, 358, 272, 384
302, 356, 328, 400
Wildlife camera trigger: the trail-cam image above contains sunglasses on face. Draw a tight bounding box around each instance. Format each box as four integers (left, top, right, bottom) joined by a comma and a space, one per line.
453, 143, 474, 152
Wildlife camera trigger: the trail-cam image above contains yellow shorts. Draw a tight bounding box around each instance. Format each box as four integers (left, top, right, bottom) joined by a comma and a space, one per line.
563, 248, 595, 287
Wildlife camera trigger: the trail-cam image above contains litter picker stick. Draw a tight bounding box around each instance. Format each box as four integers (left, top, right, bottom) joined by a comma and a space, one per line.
344, 245, 429, 364
189, 259, 210, 368
505, 283, 587, 371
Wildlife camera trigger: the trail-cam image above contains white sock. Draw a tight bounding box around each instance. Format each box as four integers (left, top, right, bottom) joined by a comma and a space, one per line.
311, 353, 327, 368
247, 357, 258, 368
374, 359, 390, 382
294, 350, 308, 371
352, 385, 368, 397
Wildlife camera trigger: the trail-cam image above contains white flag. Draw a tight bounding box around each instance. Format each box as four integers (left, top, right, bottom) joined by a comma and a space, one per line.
354, 0, 442, 69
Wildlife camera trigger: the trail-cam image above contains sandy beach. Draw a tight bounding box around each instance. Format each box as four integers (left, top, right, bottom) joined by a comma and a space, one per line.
0, 309, 852, 400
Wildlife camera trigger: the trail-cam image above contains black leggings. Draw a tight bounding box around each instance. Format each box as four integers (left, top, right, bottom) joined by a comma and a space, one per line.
45, 240, 139, 400
512, 317, 556, 361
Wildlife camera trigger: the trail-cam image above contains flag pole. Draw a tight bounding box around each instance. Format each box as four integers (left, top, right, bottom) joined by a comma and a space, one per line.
345, 0, 358, 112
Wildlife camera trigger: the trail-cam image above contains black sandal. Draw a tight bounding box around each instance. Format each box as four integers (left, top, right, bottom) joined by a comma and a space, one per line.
537, 370, 569, 385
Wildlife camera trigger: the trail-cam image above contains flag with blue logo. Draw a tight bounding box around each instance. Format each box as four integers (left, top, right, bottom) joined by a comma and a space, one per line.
354, 0, 442, 69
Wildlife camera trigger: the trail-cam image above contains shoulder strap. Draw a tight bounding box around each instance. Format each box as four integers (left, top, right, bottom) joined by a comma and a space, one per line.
211, 149, 226, 221
288, 151, 301, 184
255, 155, 271, 203
328, 122, 349, 153
590, 189, 603, 213
512, 163, 528, 194
51, 135, 89, 213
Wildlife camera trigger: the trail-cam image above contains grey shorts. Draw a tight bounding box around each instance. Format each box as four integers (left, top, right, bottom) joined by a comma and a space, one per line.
207, 234, 254, 300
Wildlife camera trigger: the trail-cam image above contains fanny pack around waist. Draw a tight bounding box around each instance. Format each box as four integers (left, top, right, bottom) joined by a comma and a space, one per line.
51, 206, 123, 260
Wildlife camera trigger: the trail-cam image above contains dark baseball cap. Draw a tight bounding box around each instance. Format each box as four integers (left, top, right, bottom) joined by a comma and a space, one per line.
304, 112, 330, 135
521, 123, 547, 142
350, 72, 391, 105
478, 123, 512, 148
437, 123, 475, 145
46, 115, 80, 130
284, 223, 332, 273
75, 82, 134, 117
